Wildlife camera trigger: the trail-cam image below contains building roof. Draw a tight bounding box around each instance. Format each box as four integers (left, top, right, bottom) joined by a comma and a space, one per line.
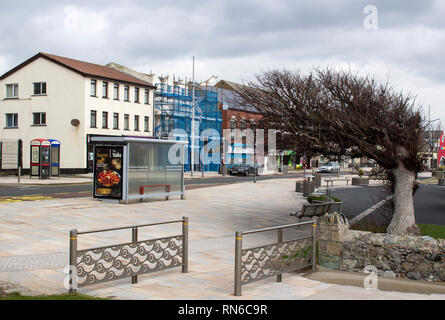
215, 80, 259, 114
0, 52, 156, 88
215, 79, 244, 91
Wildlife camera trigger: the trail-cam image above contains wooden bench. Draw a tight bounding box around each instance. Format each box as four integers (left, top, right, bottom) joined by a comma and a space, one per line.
325, 177, 350, 187
290, 202, 342, 222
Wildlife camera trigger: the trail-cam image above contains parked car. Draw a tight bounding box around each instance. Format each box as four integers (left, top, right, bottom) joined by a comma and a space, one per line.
228, 163, 260, 176
316, 161, 340, 173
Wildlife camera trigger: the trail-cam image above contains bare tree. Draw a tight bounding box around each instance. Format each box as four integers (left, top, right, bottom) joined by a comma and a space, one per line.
234, 68, 426, 235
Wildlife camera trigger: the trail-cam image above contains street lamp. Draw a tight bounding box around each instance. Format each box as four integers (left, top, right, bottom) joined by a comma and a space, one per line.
427, 105, 440, 170
191, 56, 196, 177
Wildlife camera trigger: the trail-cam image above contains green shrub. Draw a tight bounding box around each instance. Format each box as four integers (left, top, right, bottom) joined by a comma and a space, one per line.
307, 195, 341, 203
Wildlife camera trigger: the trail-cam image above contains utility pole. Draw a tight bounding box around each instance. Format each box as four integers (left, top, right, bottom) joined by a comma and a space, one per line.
191, 56, 195, 177
428, 105, 440, 170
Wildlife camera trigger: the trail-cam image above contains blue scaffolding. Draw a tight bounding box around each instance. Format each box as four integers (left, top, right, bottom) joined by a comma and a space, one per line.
154, 83, 222, 172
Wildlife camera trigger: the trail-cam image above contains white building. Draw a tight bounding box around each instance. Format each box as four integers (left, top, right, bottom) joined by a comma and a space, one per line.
0, 52, 156, 173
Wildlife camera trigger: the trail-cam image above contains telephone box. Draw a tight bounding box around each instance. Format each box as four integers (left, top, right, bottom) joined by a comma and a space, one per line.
48, 139, 60, 177
30, 139, 51, 179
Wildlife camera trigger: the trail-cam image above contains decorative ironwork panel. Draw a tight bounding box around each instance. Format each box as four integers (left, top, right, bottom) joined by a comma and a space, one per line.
76, 235, 183, 287
241, 237, 312, 285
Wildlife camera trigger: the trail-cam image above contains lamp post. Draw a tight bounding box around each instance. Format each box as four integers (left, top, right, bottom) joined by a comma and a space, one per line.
427, 105, 440, 170
191, 56, 195, 177
249, 120, 257, 183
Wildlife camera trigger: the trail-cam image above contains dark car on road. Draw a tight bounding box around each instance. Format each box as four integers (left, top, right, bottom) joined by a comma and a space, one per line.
228, 163, 259, 176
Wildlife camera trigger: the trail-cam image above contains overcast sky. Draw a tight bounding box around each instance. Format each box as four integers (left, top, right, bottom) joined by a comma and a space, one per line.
1, 0, 444, 126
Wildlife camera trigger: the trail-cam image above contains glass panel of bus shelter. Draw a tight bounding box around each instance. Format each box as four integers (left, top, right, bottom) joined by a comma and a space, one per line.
128, 141, 183, 198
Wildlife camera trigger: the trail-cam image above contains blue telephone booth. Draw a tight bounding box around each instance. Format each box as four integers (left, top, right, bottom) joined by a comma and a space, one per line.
48, 139, 60, 177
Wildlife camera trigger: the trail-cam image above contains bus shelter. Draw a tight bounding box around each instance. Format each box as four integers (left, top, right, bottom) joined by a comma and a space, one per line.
90, 136, 186, 204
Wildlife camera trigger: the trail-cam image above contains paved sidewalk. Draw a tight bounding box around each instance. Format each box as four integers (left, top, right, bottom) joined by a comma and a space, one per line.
0, 178, 443, 300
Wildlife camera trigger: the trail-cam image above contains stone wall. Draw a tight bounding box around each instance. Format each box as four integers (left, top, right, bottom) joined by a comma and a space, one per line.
318, 212, 445, 282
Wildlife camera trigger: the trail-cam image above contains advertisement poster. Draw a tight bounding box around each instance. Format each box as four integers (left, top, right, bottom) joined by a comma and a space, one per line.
93, 145, 124, 199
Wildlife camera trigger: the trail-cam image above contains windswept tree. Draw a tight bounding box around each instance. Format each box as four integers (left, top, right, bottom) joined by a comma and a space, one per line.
234, 68, 427, 235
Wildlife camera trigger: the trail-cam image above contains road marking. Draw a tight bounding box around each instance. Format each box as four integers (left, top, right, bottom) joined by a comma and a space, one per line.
419, 178, 437, 184
0, 195, 58, 203
349, 195, 392, 225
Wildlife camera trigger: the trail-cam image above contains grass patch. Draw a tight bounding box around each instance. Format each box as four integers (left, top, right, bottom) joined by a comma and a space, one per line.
418, 224, 445, 240
0, 292, 107, 300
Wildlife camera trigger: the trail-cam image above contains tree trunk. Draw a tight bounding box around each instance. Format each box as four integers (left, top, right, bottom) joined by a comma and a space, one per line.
387, 161, 417, 235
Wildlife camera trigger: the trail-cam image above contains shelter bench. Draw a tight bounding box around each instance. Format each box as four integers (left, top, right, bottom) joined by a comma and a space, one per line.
139, 184, 171, 201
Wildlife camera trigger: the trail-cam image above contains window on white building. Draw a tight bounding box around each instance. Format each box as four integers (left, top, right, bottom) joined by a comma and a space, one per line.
90, 110, 97, 128
113, 83, 119, 100
134, 115, 139, 131
32, 112, 46, 125
124, 86, 129, 101
144, 116, 149, 132
102, 81, 108, 98
144, 89, 149, 104
102, 111, 108, 129
91, 80, 97, 97
124, 114, 129, 130
5, 113, 18, 128
33, 82, 47, 95
6, 84, 18, 98
113, 113, 119, 130
134, 87, 140, 103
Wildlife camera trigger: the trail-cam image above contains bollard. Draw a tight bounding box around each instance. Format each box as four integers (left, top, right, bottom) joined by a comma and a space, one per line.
312, 223, 317, 271
234, 231, 242, 296
69, 229, 78, 293
182, 217, 189, 273
131, 227, 139, 284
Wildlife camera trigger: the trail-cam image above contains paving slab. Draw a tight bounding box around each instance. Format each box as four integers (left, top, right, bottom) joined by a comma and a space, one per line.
0, 177, 443, 300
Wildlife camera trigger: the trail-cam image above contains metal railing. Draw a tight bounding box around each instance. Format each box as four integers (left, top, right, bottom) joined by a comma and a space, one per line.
234, 221, 316, 296
69, 217, 188, 292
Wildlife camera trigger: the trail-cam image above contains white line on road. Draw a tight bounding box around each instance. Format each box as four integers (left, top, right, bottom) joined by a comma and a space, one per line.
349, 195, 392, 225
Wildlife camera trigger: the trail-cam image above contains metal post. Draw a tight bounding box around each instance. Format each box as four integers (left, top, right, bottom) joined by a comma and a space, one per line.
69, 229, 78, 293
312, 222, 317, 271
17, 139, 22, 183
277, 228, 283, 282
181, 144, 185, 199
182, 217, 189, 273
253, 129, 256, 183
202, 136, 206, 177
234, 231, 242, 296
131, 227, 138, 284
